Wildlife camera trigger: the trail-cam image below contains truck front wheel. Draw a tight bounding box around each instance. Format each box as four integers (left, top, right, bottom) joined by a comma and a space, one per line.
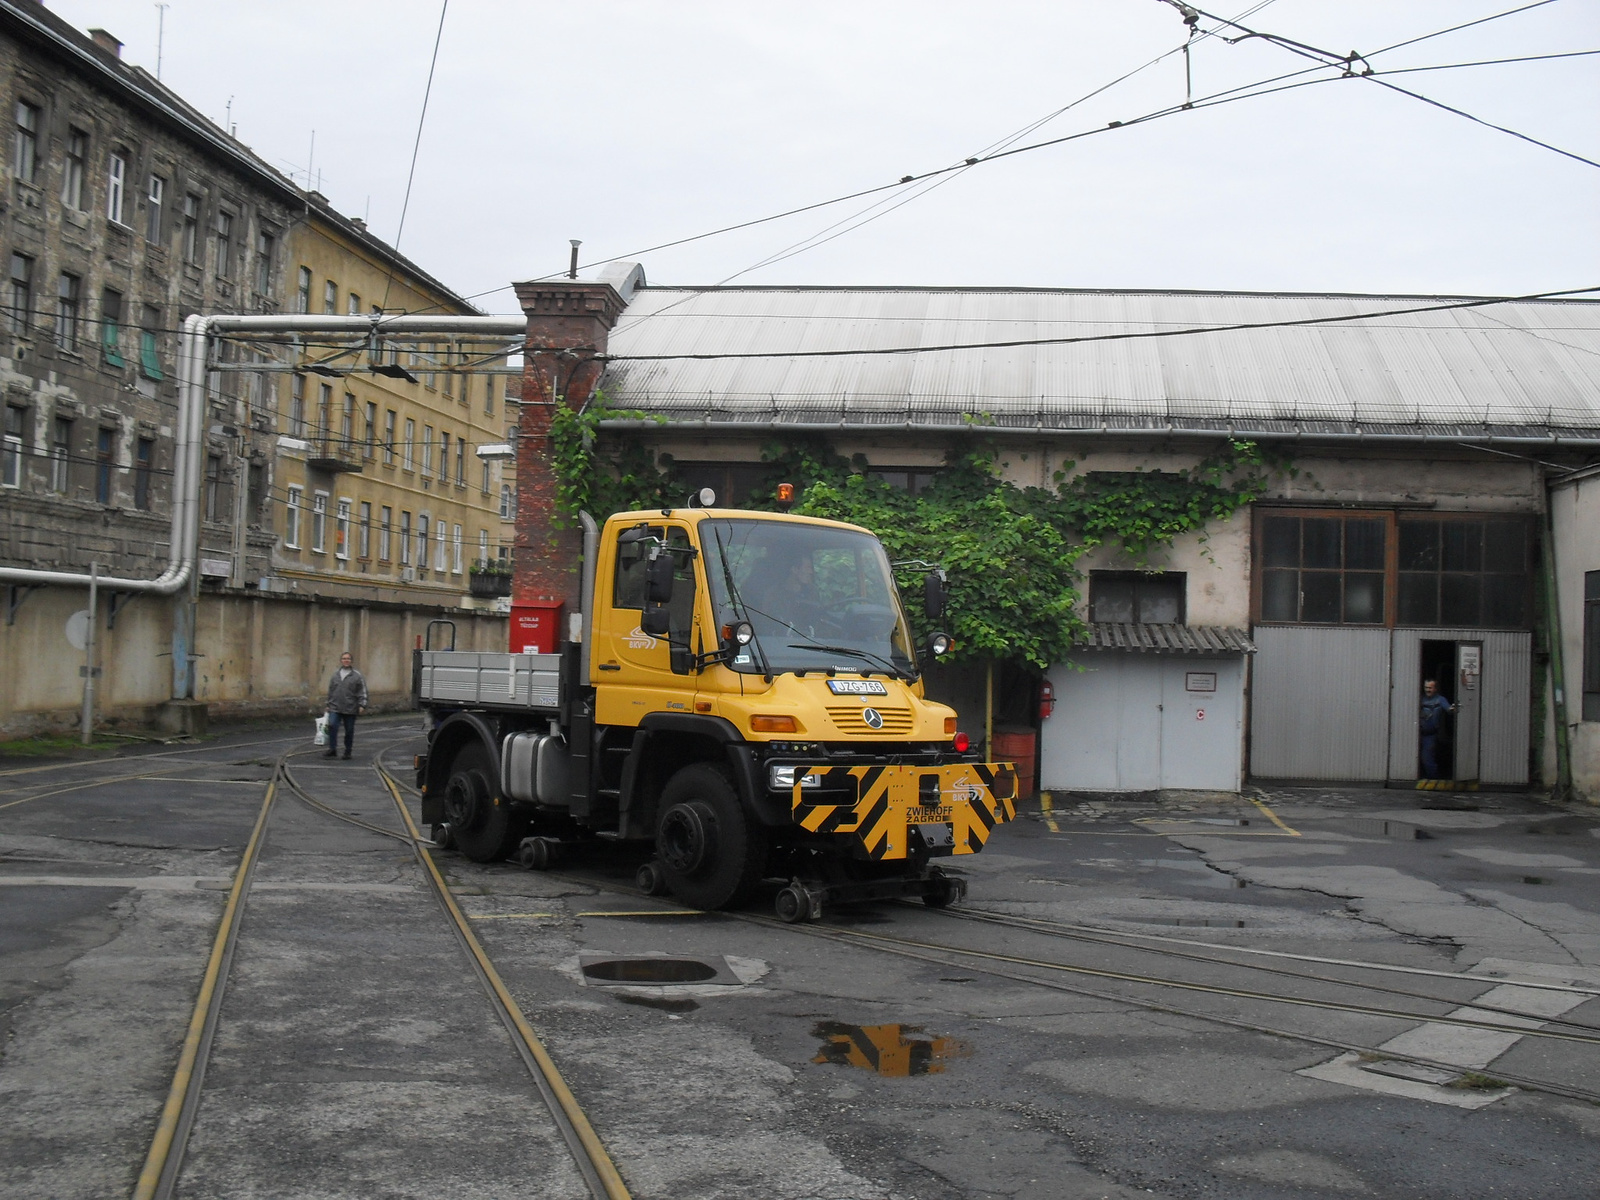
655, 764, 766, 910
443, 740, 525, 862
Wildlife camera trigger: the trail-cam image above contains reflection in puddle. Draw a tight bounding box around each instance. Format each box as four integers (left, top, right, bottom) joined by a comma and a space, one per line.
581, 958, 719, 984
811, 1022, 972, 1077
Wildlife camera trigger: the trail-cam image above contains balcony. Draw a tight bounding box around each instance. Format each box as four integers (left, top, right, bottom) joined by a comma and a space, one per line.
305, 429, 363, 474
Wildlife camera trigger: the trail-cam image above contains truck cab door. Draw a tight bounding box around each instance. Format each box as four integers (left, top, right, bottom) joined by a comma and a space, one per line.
594, 523, 702, 726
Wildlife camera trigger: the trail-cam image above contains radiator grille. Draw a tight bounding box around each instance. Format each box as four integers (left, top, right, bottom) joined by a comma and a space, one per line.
826, 705, 914, 736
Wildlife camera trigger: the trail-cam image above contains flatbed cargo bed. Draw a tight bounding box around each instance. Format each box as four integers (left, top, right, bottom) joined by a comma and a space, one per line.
415, 650, 561, 711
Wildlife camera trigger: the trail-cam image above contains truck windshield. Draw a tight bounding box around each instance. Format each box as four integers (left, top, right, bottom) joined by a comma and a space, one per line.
702, 519, 919, 679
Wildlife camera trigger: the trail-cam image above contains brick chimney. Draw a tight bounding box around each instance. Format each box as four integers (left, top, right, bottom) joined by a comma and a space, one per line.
511, 279, 628, 612
88, 29, 123, 58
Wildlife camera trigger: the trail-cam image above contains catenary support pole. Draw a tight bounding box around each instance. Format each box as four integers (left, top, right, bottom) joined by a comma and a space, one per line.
81, 562, 97, 745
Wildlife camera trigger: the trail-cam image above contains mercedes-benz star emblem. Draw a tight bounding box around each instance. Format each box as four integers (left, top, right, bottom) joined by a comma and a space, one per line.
862, 707, 884, 730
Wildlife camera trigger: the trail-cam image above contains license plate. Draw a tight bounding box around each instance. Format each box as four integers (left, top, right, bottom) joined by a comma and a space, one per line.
826, 679, 888, 695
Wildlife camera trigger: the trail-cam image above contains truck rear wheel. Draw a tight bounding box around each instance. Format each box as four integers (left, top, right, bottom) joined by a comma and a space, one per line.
655, 764, 765, 910
443, 741, 525, 862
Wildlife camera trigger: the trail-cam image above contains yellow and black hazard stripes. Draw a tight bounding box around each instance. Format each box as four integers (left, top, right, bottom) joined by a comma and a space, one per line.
790, 762, 1017, 860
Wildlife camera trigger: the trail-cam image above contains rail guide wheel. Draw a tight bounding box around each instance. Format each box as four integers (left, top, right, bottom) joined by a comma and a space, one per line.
923, 866, 966, 909
430, 822, 454, 850
516, 836, 559, 871
636, 860, 670, 896
775, 879, 826, 923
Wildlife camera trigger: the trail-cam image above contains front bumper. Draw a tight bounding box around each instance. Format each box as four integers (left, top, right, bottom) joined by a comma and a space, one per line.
790, 762, 1018, 860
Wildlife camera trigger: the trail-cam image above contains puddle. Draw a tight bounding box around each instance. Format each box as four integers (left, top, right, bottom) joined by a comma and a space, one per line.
811, 1022, 972, 1077
1195, 817, 1251, 826
614, 993, 700, 1014
582, 958, 719, 984
1522, 876, 1550, 885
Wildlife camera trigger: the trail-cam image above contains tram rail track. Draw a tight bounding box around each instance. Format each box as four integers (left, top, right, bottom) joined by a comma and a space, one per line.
121, 734, 631, 1200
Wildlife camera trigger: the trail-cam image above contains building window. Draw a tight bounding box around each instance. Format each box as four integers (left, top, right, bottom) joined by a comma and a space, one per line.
285, 485, 302, 548
7, 252, 32, 333
254, 230, 274, 295
422, 425, 434, 477
341, 392, 355, 448
500, 483, 512, 520
1258, 513, 1386, 625
1585, 572, 1600, 722
322, 280, 337, 315
379, 506, 392, 562
481, 458, 491, 495
317, 383, 332, 443
50, 416, 71, 493
1, 405, 23, 488
383, 409, 396, 465
215, 211, 234, 279
399, 510, 411, 566
478, 528, 489, 569
363, 401, 377, 459
95, 427, 114, 504
296, 266, 311, 313
134, 437, 153, 510
106, 152, 127, 224
1089, 571, 1187, 624
204, 453, 222, 522
181, 193, 202, 263
358, 500, 372, 559
867, 468, 940, 495
100, 289, 123, 366
13, 100, 40, 183
311, 491, 327, 553
347, 292, 361, 315
56, 273, 81, 349
62, 128, 88, 209
1255, 510, 1534, 630
416, 514, 429, 572
436, 521, 448, 572
140, 305, 164, 379
284, 373, 306, 435
335, 497, 352, 560
484, 374, 496, 415
439, 431, 449, 481
402, 419, 416, 471
455, 436, 465, 485
146, 174, 165, 242
1397, 517, 1533, 628
452, 523, 463, 574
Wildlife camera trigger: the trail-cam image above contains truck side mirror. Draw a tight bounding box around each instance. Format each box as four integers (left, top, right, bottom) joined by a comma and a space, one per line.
641, 605, 671, 636
646, 553, 675, 605
924, 571, 946, 622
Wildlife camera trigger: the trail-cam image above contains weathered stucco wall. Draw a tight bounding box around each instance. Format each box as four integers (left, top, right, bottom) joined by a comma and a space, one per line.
0, 587, 506, 737
1549, 475, 1599, 803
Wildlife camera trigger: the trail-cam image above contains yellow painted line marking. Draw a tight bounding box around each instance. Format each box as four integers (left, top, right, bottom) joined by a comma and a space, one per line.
1247, 796, 1302, 837
380, 772, 632, 1200
1039, 791, 1061, 833
133, 773, 278, 1200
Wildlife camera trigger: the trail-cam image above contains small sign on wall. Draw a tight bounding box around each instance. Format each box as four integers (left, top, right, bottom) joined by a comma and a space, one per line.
1185, 672, 1217, 693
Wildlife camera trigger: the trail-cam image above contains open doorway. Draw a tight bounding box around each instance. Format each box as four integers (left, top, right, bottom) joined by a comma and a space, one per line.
1419, 640, 1457, 780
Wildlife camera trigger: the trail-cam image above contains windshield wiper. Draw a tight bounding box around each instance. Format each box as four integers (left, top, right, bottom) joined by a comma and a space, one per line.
712, 527, 772, 676
785, 643, 912, 681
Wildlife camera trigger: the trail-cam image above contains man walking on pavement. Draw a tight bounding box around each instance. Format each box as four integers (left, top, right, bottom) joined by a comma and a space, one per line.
324, 651, 368, 759
1419, 677, 1453, 780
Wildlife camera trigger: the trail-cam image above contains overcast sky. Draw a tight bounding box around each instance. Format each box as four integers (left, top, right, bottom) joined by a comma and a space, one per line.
43, 0, 1600, 310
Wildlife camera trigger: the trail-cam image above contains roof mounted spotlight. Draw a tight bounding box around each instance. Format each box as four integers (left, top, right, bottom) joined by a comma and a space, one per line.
475, 442, 515, 462
688, 487, 715, 508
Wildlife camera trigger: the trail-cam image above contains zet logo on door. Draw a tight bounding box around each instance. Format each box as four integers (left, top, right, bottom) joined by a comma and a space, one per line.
627, 626, 659, 650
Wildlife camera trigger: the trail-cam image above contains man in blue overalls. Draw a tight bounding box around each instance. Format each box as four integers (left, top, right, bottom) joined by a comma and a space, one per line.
1420, 678, 1453, 780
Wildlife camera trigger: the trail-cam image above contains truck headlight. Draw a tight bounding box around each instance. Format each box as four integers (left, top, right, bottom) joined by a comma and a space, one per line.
769, 765, 821, 791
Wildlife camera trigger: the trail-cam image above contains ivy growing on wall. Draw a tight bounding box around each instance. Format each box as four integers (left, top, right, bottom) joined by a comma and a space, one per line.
550, 397, 1285, 666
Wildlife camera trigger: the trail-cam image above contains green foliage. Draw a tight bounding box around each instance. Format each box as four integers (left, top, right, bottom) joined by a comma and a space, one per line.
547, 392, 673, 526
1058, 440, 1283, 561
548, 416, 1285, 667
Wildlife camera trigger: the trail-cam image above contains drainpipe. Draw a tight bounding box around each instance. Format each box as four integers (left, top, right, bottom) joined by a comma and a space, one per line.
1544, 472, 1574, 801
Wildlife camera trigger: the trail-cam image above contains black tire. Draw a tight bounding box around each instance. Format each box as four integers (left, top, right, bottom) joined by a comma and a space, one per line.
442, 740, 525, 863
655, 763, 766, 910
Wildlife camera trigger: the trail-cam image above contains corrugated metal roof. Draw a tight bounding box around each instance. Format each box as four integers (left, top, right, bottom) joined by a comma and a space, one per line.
1079, 624, 1257, 654
599, 285, 1600, 439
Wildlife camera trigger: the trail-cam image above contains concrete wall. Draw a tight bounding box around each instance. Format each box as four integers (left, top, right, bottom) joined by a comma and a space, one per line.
0, 586, 507, 737
1549, 474, 1600, 802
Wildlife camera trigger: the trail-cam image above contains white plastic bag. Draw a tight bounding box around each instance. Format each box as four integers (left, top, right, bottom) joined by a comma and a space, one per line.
314, 713, 330, 746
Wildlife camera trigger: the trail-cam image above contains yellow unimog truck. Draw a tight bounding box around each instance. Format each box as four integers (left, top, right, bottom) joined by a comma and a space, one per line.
413, 503, 1017, 921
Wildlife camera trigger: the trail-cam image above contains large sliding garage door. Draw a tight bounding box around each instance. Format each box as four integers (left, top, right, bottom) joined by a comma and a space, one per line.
1250, 627, 1392, 780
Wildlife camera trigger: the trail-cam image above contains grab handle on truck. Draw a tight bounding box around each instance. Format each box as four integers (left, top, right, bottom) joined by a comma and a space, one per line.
425, 619, 457, 651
